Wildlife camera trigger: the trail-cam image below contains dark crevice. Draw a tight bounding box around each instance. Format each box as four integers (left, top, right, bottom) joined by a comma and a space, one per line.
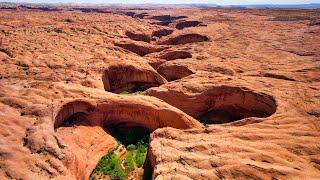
58, 113, 153, 180
63, 112, 90, 127
175, 20, 202, 30
115, 42, 167, 56
150, 15, 187, 26
152, 29, 174, 38
151, 15, 187, 22
198, 109, 243, 125
262, 73, 296, 81
122, 12, 149, 19
197, 95, 276, 125
102, 64, 166, 94
159, 51, 192, 61
115, 82, 160, 94
158, 33, 210, 45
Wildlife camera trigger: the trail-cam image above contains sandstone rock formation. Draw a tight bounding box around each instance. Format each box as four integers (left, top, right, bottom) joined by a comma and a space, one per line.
145, 72, 320, 179
53, 96, 201, 179
158, 33, 210, 45
0, 81, 201, 179
157, 50, 192, 61
156, 64, 194, 81
145, 72, 277, 123
151, 28, 174, 38
125, 31, 151, 43
102, 62, 167, 93
114, 41, 168, 56
175, 20, 203, 30
154, 58, 235, 81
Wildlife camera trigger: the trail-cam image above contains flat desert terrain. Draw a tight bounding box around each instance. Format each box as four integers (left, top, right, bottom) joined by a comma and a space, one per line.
0, 5, 320, 180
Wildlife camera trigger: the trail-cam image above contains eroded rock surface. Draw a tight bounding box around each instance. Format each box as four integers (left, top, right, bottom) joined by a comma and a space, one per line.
152, 28, 174, 38
157, 64, 194, 81
126, 31, 151, 43
146, 71, 320, 179
53, 96, 201, 179
102, 62, 167, 93
114, 42, 167, 56
158, 50, 192, 61
158, 33, 210, 45
175, 20, 203, 30
145, 72, 277, 121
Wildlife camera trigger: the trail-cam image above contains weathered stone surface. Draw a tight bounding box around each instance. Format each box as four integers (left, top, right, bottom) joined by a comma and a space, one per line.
53, 95, 201, 179
102, 62, 167, 93
158, 33, 210, 45
126, 31, 151, 42
146, 72, 320, 179
145, 72, 277, 121
175, 20, 202, 30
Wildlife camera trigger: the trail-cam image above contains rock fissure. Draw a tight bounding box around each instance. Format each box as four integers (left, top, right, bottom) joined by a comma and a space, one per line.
114, 42, 167, 56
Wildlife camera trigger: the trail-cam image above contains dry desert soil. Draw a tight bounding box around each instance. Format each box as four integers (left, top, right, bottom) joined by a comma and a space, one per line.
0, 4, 320, 180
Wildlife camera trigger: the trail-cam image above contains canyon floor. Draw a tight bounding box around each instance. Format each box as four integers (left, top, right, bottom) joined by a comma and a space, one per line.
0, 5, 320, 180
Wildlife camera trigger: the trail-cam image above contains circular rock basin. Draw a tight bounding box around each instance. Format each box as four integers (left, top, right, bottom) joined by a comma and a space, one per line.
145, 86, 277, 125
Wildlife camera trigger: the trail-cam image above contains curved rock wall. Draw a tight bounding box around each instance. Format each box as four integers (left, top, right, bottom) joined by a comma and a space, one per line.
102, 63, 167, 93
53, 96, 202, 179
158, 33, 210, 45
145, 73, 277, 123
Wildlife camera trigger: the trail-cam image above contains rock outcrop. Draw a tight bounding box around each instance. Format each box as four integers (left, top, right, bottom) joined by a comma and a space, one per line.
102, 62, 167, 93
145, 72, 277, 123
157, 64, 194, 81
158, 33, 210, 45
175, 20, 202, 30
152, 29, 174, 38
54, 97, 201, 131
115, 42, 168, 56
158, 50, 192, 61
126, 31, 151, 43
54, 96, 201, 179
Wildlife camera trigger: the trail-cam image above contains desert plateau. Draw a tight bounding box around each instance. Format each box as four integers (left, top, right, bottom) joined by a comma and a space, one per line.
0, 3, 320, 180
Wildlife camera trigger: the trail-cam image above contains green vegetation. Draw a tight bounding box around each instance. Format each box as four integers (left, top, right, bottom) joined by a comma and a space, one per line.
123, 137, 149, 171
125, 151, 135, 171
120, 91, 130, 95
120, 90, 143, 95
135, 91, 143, 95
91, 152, 126, 180
117, 128, 149, 169
127, 144, 136, 151
135, 139, 148, 168
119, 82, 147, 95
91, 126, 151, 180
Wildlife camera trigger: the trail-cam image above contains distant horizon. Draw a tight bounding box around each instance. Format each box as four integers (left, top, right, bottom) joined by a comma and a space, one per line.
1, 0, 320, 6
